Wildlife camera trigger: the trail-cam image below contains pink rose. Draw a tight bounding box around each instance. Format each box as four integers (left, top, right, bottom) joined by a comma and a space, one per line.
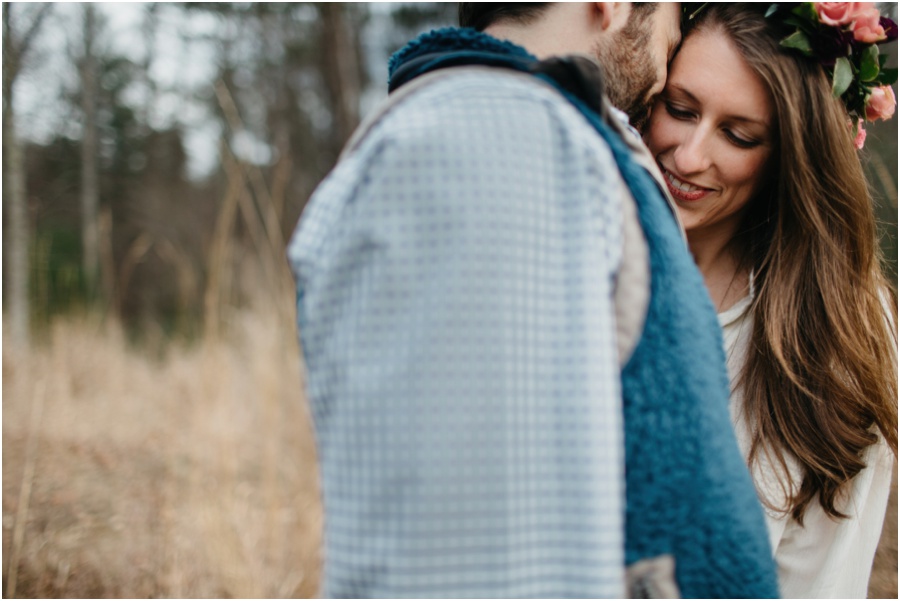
865, 85, 897, 121
854, 122, 867, 149
850, 3, 887, 42
815, 2, 855, 26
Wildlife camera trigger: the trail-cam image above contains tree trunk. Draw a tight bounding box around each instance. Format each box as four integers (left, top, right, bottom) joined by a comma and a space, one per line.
3, 4, 30, 348
80, 4, 100, 301
320, 3, 361, 153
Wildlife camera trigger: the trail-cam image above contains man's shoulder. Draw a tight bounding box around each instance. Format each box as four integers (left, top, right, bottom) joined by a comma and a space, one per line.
355, 67, 616, 165
383, 70, 566, 135
395, 67, 569, 109
289, 66, 635, 312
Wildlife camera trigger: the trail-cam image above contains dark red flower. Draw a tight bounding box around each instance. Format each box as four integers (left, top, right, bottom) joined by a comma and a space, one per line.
879, 17, 898, 43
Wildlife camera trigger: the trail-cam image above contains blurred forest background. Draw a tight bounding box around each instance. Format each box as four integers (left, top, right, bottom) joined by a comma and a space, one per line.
1, 2, 896, 598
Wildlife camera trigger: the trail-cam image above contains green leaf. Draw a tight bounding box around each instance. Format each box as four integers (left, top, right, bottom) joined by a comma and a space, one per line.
780, 30, 813, 55
791, 2, 818, 20
784, 17, 806, 29
860, 45, 880, 82
879, 67, 898, 86
879, 54, 888, 69
832, 57, 854, 98
765, 4, 779, 18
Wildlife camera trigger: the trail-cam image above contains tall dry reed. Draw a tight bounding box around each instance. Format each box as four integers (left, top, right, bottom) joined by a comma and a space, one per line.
2, 300, 322, 598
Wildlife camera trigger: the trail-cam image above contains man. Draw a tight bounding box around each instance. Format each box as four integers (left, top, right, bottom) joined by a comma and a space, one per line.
288, 3, 778, 597
459, 3, 677, 130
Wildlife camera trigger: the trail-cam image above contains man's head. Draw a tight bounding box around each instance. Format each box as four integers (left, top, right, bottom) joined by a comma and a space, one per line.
459, 3, 682, 130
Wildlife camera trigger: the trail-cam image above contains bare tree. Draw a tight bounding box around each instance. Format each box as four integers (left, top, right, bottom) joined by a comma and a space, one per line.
2, 3, 51, 349
79, 4, 100, 301
319, 3, 362, 153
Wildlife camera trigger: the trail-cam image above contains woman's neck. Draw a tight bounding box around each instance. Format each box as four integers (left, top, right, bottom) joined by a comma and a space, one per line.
687, 228, 750, 313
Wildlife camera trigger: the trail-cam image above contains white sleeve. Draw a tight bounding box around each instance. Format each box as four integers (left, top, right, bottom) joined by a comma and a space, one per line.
773, 438, 893, 598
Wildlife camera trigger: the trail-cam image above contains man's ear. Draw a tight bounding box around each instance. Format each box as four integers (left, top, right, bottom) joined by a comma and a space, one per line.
594, 2, 631, 32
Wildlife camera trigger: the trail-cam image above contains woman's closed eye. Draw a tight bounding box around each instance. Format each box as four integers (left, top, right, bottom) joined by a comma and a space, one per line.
663, 97, 765, 149
664, 102, 695, 120
723, 129, 761, 149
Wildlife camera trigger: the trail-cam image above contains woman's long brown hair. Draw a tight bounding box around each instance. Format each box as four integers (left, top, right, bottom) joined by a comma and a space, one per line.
690, 5, 898, 523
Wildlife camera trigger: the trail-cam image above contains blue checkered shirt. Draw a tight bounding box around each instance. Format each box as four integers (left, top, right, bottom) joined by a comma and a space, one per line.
288, 70, 632, 597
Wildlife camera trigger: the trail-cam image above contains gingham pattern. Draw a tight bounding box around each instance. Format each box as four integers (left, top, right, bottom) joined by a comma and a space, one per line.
288, 70, 629, 598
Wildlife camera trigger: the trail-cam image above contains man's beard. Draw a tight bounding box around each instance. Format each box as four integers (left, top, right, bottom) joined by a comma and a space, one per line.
593, 22, 657, 132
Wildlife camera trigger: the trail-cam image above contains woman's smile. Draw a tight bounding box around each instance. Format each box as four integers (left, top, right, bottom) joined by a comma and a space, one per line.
660, 165, 713, 202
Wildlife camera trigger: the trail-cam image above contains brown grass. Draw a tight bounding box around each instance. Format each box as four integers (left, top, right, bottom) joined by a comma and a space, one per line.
869, 465, 898, 599
2, 301, 896, 598
2, 303, 322, 598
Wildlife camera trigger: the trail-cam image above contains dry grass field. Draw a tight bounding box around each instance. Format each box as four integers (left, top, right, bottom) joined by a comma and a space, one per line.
2, 302, 322, 598
2, 302, 897, 598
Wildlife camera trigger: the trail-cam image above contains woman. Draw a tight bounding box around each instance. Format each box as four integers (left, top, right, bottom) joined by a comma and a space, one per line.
644, 3, 898, 597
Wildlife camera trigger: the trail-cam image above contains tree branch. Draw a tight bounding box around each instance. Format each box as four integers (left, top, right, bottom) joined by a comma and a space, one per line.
17, 3, 52, 59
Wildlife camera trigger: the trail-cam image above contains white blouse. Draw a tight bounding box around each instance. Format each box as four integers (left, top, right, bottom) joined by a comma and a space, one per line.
719, 296, 894, 599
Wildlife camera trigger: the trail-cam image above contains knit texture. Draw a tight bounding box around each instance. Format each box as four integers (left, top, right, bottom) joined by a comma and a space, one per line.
391, 28, 780, 599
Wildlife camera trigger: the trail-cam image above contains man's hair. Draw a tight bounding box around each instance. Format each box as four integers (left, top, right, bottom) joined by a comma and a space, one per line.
459, 3, 658, 32
458, 3, 551, 31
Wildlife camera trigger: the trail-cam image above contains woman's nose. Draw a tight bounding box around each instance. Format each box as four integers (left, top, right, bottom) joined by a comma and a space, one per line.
673, 130, 712, 175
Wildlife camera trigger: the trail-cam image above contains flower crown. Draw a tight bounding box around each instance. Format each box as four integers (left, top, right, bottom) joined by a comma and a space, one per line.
686, 3, 898, 149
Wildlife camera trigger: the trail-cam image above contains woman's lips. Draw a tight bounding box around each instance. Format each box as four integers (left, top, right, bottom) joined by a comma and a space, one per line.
662, 168, 712, 202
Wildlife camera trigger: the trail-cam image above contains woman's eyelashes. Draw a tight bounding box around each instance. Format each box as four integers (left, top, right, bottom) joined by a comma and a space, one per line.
724, 130, 761, 149
663, 101, 762, 150
664, 101, 694, 120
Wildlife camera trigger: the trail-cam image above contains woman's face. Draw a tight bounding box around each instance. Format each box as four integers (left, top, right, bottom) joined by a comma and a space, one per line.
645, 28, 775, 239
